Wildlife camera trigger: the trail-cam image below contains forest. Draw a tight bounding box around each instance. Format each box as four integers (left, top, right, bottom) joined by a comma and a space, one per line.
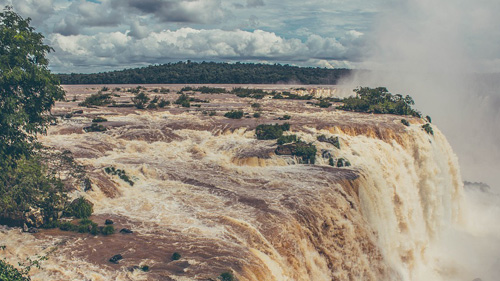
57, 61, 351, 85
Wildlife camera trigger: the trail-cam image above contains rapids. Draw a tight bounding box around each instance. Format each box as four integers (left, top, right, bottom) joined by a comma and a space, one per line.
0, 85, 468, 281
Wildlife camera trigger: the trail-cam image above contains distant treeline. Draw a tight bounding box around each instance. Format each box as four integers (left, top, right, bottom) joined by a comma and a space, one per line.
57, 61, 351, 85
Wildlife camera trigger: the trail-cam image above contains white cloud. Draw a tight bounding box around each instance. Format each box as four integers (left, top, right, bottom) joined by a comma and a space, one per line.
47, 28, 359, 73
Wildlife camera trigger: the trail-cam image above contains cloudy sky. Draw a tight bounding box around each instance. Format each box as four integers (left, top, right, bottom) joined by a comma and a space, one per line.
2, 0, 499, 74
1, 0, 375, 73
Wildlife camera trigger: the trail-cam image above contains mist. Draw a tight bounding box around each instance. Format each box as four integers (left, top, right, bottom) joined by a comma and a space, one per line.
338, 0, 500, 280
340, 0, 500, 187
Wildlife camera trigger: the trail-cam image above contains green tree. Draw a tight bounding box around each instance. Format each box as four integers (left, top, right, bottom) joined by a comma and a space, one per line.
0, 6, 65, 164
0, 7, 66, 227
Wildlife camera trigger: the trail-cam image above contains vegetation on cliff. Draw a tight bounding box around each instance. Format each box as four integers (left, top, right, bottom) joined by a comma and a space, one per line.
339, 87, 421, 116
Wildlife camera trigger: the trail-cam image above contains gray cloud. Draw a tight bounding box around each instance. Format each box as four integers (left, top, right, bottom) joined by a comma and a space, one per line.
118, 0, 227, 24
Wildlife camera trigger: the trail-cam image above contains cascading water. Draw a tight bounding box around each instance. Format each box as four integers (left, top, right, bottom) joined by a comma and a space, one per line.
0, 85, 477, 281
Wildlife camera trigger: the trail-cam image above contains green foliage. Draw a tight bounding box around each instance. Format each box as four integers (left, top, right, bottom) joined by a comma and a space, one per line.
328, 157, 335, 166
224, 110, 244, 119
131, 92, 150, 109
0, 259, 30, 281
141, 265, 149, 272
78, 92, 112, 107
425, 115, 432, 123
336, 158, 351, 167
232, 88, 267, 99
180, 86, 194, 92
255, 123, 290, 140
282, 115, 291, 120
401, 119, 410, 126
253, 112, 261, 118
0, 7, 65, 163
293, 142, 317, 164
171, 252, 181, 261
318, 100, 332, 108
0, 156, 65, 226
101, 87, 109, 92
92, 117, 107, 123
58, 61, 350, 85
0, 250, 47, 281
158, 98, 170, 108
195, 86, 225, 94
104, 166, 134, 186
84, 123, 107, 132
101, 225, 115, 235
317, 135, 340, 149
174, 94, 190, 107
251, 103, 261, 109
277, 135, 297, 145
340, 87, 421, 116
422, 123, 434, 135
218, 271, 236, 281
64, 197, 93, 219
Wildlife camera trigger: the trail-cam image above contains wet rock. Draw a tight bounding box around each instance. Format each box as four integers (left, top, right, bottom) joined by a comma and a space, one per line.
28, 227, 39, 233
109, 254, 123, 264
120, 228, 133, 234
83, 178, 92, 191
275, 143, 296, 155
105, 219, 114, 225
24, 207, 44, 228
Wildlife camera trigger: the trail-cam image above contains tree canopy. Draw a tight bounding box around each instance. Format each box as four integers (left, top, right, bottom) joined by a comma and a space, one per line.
340, 87, 421, 116
0, 6, 66, 228
0, 6, 65, 164
57, 61, 351, 85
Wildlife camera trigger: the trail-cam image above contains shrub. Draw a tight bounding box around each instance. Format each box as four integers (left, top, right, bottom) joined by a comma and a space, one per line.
328, 157, 335, 166
180, 86, 194, 92
101, 86, 109, 92
401, 119, 410, 126
84, 123, 107, 132
104, 167, 134, 186
209, 111, 217, 116
255, 123, 290, 140
171, 252, 181, 261
141, 265, 149, 272
318, 100, 332, 108
317, 135, 340, 149
293, 142, 317, 164
251, 103, 261, 109
336, 158, 351, 167
282, 115, 291, 120
174, 94, 190, 107
92, 117, 107, 123
196, 86, 226, 94
253, 112, 261, 118
425, 115, 432, 123
78, 92, 112, 107
422, 123, 434, 135
158, 99, 170, 108
277, 134, 297, 145
101, 225, 115, 235
65, 197, 93, 219
224, 110, 244, 119
218, 272, 236, 281
131, 92, 150, 109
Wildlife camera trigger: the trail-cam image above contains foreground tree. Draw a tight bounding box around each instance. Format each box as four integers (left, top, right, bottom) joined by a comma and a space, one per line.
0, 6, 66, 227
0, 6, 65, 162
